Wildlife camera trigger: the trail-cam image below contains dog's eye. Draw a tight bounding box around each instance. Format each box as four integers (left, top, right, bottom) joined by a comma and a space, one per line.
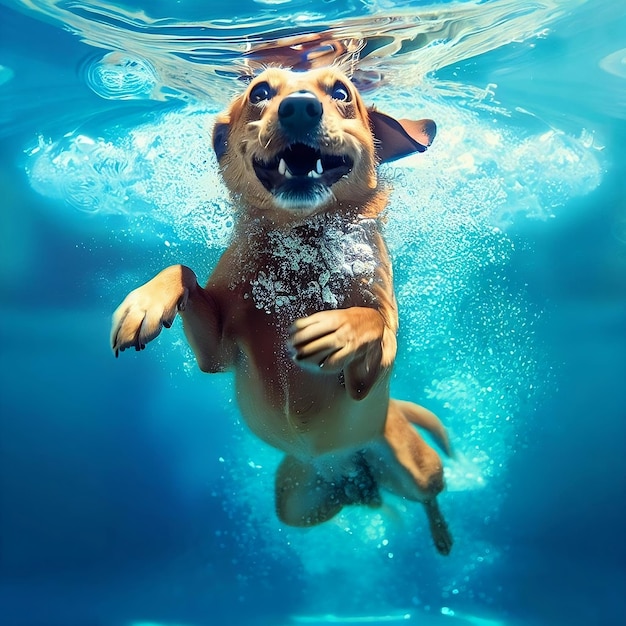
331, 81, 351, 102
249, 81, 273, 104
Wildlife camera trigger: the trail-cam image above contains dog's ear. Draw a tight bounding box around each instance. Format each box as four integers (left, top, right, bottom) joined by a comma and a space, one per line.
368, 109, 436, 163
213, 94, 246, 160
213, 120, 230, 161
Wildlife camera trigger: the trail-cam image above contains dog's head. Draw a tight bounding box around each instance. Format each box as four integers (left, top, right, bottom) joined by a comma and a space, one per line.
213, 67, 435, 221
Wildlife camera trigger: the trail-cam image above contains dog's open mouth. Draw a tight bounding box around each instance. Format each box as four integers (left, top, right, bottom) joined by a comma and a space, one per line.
253, 143, 353, 208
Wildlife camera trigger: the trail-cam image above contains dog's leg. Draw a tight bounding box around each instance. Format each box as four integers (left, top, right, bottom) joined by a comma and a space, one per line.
289, 306, 397, 399
275, 455, 344, 526
275, 453, 383, 527
111, 265, 196, 355
423, 498, 452, 557
394, 399, 453, 457
111, 265, 231, 371
368, 399, 453, 555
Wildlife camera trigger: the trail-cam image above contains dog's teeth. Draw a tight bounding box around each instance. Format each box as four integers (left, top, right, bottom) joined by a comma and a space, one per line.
284, 168, 293, 179
278, 158, 287, 175
307, 170, 321, 178
316, 159, 324, 174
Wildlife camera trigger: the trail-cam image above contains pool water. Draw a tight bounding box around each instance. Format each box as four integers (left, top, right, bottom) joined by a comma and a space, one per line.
0, 1, 624, 625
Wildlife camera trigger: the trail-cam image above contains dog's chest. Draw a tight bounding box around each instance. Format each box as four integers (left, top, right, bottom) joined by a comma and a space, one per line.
234, 216, 380, 318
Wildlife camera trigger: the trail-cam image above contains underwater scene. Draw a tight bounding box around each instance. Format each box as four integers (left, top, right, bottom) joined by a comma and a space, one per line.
0, 0, 625, 625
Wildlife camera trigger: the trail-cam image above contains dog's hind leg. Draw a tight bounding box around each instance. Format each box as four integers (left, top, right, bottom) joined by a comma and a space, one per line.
396, 399, 453, 457
422, 498, 452, 556
275, 455, 344, 527
367, 399, 453, 555
274, 453, 382, 527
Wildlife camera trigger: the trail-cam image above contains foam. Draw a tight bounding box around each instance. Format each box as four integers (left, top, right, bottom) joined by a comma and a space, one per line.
242, 215, 379, 318
27, 104, 234, 248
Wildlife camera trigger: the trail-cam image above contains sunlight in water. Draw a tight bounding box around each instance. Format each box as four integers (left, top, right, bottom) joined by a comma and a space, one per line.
0, 63, 14, 85
291, 613, 411, 622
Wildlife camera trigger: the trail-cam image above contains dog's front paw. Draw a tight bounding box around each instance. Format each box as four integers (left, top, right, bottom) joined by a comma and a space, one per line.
289, 308, 385, 370
289, 309, 375, 370
289, 308, 390, 395
111, 266, 192, 356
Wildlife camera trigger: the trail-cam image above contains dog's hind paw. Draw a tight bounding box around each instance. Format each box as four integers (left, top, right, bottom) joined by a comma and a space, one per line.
424, 498, 453, 556
432, 522, 453, 556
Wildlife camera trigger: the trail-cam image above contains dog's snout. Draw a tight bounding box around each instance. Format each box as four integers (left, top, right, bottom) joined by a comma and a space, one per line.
278, 91, 322, 135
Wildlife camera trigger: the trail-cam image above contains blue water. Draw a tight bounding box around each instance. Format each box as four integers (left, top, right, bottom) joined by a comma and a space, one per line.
0, 1, 625, 625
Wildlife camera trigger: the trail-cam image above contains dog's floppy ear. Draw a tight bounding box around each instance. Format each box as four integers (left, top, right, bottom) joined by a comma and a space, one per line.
369, 109, 436, 163
213, 94, 246, 161
213, 120, 230, 161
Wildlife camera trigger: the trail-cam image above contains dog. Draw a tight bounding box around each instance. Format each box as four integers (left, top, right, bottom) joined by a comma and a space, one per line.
111, 67, 453, 555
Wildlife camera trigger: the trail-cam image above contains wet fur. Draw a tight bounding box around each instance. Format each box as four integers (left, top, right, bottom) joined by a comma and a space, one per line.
111, 68, 453, 555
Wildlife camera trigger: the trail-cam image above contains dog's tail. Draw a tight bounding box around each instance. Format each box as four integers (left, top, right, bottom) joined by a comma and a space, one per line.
394, 399, 453, 458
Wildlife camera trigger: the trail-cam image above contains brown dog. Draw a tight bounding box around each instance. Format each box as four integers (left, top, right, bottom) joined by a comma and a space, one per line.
111, 67, 453, 555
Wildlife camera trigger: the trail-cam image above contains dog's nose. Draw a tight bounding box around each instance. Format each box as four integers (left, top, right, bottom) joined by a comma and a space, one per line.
278, 91, 322, 135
